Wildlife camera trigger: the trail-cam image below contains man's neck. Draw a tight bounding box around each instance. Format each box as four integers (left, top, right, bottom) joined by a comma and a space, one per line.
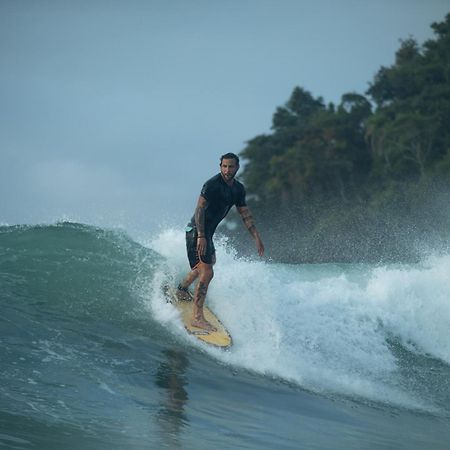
220, 173, 235, 186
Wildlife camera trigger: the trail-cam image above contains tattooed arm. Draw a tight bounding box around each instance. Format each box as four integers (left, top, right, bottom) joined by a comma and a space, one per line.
195, 196, 208, 256
236, 206, 265, 256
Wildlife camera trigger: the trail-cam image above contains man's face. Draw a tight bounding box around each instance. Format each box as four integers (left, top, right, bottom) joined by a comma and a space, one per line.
220, 158, 239, 182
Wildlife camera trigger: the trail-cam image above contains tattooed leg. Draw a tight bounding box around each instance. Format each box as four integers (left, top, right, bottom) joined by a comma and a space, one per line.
176, 268, 199, 301
191, 264, 216, 332
194, 282, 208, 311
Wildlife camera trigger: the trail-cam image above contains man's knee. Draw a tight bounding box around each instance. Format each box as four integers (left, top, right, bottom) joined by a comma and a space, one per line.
205, 266, 214, 281
200, 264, 214, 281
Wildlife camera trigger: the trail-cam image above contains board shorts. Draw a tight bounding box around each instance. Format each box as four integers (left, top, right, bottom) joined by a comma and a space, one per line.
185, 226, 215, 269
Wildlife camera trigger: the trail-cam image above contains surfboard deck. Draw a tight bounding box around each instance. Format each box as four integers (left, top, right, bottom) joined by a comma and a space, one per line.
163, 285, 232, 349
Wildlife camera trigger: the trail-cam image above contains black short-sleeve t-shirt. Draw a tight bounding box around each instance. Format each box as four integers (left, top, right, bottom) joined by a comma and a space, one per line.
189, 173, 246, 237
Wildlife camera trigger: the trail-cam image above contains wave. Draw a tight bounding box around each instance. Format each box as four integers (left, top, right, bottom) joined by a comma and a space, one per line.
149, 228, 450, 412
1, 222, 449, 414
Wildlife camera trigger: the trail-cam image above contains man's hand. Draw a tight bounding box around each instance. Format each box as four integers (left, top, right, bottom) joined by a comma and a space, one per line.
237, 206, 265, 257
197, 236, 207, 256
255, 236, 265, 257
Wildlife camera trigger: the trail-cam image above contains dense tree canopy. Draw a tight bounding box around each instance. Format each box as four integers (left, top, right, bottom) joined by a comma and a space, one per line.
230, 13, 450, 263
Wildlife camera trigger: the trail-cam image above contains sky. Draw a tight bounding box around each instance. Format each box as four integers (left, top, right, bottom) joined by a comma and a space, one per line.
1, 0, 449, 237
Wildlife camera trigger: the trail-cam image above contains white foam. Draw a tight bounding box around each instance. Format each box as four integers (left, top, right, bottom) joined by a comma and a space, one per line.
366, 255, 450, 363
147, 229, 450, 411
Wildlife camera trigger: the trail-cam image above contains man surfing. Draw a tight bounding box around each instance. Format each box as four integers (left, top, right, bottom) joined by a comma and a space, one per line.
177, 153, 265, 332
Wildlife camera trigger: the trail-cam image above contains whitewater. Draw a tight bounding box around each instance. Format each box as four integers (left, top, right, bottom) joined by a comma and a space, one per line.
1, 222, 449, 449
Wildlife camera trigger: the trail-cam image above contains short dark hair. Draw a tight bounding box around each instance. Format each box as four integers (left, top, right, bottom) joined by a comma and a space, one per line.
220, 152, 240, 165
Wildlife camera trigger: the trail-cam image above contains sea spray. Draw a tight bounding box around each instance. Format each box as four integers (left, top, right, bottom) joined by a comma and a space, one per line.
365, 255, 450, 363
148, 228, 450, 411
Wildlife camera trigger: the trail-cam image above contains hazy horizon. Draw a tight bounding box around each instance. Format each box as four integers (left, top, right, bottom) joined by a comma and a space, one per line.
1, 0, 449, 238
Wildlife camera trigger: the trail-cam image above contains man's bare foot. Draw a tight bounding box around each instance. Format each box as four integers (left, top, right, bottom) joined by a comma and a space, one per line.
191, 318, 217, 332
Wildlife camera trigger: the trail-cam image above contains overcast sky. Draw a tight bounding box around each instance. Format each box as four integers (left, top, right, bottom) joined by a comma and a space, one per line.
1, 0, 449, 237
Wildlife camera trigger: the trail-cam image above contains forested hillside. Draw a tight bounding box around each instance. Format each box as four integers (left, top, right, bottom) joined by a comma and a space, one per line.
229, 13, 450, 263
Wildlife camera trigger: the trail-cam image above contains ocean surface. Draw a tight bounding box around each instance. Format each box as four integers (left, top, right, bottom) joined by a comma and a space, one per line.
1, 222, 450, 450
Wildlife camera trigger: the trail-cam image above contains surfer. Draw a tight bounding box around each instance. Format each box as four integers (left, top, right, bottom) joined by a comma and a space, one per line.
177, 153, 265, 332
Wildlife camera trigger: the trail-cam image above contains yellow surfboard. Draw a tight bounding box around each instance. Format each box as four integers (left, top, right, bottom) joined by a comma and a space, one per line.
164, 286, 232, 349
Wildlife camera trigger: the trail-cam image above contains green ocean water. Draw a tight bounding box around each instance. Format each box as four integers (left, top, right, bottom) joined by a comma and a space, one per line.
1, 222, 450, 449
